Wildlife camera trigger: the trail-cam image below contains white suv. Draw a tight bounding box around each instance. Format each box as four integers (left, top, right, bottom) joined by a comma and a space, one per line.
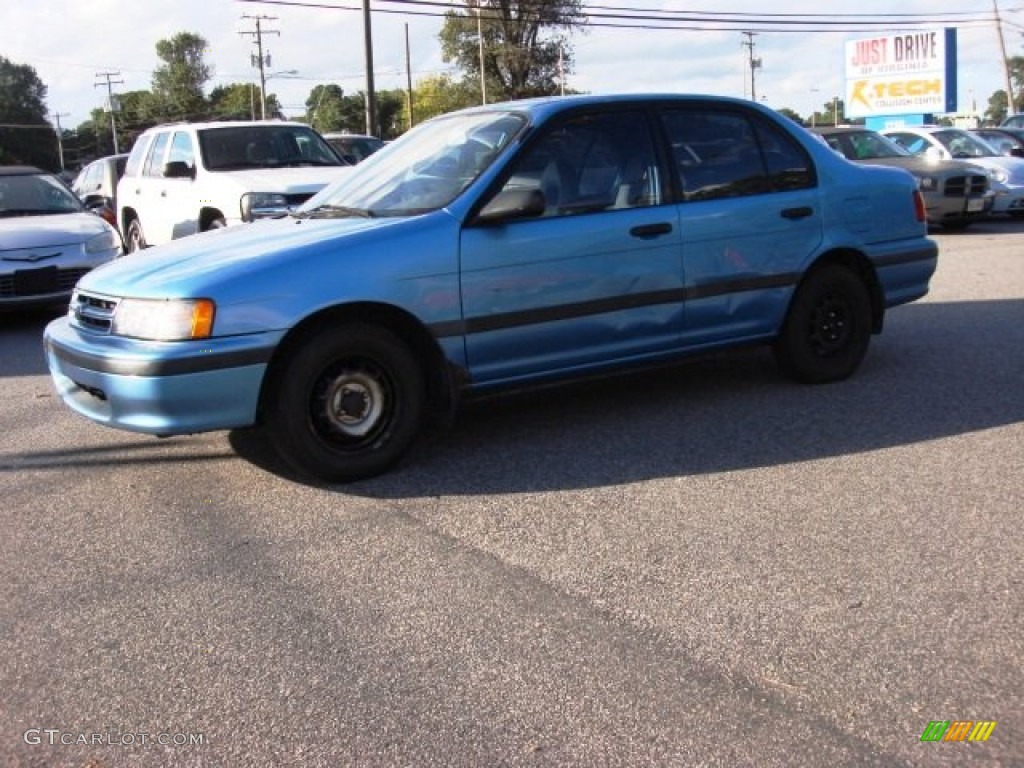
116, 121, 350, 251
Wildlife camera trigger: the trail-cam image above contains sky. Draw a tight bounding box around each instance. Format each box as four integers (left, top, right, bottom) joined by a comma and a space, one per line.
2, 0, 1021, 132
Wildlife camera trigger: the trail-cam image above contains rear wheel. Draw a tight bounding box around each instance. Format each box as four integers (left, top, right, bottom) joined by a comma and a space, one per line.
774, 264, 873, 384
264, 324, 426, 482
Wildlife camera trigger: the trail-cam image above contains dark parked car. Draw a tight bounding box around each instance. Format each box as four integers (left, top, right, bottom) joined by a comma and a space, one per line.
812, 127, 991, 230
323, 133, 385, 164
72, 153, 128, 229
1, 166, 122, 309
45, 95, 938, 482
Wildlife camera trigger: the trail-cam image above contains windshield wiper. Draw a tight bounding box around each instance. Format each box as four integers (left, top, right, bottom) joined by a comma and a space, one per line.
296, 204, 375, 219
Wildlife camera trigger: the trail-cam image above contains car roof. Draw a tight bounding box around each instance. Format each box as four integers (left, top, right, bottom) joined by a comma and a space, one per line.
0, 165, 47, 176
811, 126, 874, 134
143, 120, 313, 132
442, 92, 774, 122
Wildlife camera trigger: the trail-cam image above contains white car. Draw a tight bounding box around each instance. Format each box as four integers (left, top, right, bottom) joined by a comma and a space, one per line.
882, 125, 1024, 216
116, 121, 351, 252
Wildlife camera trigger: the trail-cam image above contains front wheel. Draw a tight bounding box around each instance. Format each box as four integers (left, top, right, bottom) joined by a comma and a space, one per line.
773, 264, 873, 384
263, 324, 426, 482
125, 218, 147, 253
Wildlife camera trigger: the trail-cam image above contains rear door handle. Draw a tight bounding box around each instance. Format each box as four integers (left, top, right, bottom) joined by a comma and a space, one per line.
781, 206, 813, 219
630, 222, 673, 238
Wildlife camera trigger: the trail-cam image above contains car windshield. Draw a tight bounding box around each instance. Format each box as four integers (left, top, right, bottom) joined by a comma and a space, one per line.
198, 125, 345, 170
298, 111, 527, 217
0, 173, 84, 217
933, 130, 999, 159
830, 131, 911, 160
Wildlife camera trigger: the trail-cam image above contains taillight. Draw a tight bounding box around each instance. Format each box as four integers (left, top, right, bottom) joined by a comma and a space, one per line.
912, 189, 927, 223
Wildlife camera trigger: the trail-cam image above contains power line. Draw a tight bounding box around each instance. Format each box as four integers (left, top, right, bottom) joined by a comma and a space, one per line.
236, 0, 997, 33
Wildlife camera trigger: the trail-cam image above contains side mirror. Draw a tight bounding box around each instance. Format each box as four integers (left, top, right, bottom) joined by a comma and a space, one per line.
473, 188, 546, 225
163, 161, 195, 179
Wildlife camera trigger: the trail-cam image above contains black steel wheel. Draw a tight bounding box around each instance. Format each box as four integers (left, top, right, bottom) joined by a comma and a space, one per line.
264, 323, 425, 482
774, 264, 873, 384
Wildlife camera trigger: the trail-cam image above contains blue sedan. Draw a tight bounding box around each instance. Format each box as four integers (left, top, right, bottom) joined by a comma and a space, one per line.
45, 94, 937, 481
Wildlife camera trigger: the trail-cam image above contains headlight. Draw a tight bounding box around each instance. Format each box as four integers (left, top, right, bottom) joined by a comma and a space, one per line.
112, 298, 216, 341
85, 230, 119, 254
241, 192, 289, 222
918, 176, 937, 191
989, 167, 1009, 184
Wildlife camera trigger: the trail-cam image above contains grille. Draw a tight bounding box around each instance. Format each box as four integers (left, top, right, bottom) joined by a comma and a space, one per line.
71, 290, 119, 333
0, 267, 91, 298
944, 175, 989, 198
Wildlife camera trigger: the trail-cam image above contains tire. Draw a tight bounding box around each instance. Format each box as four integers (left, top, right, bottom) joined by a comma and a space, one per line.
264, 323, 426, 482
773, 264, 873, 384
125, 218, 147, 253
207, 217, 227, 230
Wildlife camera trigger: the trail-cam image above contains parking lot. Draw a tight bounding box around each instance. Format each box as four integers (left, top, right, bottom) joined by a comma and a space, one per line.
1, 219, 1021, 766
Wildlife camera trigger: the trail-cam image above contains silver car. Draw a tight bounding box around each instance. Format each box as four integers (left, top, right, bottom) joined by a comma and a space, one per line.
1, 166, 122, 309
882, 125, 1024, 216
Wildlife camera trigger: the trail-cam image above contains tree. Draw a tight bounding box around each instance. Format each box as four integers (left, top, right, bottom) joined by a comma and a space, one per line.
439, 0, 585, 103
0, 55, 58, 169
151, 32, 213, 121
209, 83, 281, 121
775, 107, 803, 125
305, 85, 355, 133
986, 90, 1009, 125
407, 74, 478, 125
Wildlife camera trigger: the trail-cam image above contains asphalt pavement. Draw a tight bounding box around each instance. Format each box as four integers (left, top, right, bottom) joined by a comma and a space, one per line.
1, 218, 1021, 767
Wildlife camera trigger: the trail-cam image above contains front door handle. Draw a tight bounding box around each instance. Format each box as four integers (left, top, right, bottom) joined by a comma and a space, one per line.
630, 222, 673, 238
781, 206, 813, 219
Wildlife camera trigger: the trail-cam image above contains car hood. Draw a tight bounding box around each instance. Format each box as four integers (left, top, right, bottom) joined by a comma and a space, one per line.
208, 165, 351, 193
853, 156, 985, 176
77, 214, 407, 297
0, 212, 109, 252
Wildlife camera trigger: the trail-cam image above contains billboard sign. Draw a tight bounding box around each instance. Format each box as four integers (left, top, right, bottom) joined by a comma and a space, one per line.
844, 29, 957, 117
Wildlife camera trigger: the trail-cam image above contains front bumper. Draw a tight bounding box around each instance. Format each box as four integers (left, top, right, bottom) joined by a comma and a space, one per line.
44, 317, 283, 436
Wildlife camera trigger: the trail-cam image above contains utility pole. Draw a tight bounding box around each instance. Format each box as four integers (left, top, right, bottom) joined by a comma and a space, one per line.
94, 71, 123, 153
405, 23, 415, 129
51, 112, 69, 171
993, 0, 1016, 115
741, 32, 761, 103
475, 5, 487, 105
240, 15, 280, 120
363, 0, 379, 136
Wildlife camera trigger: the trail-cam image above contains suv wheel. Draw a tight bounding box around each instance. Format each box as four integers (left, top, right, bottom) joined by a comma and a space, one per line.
125, 219, 147, 253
